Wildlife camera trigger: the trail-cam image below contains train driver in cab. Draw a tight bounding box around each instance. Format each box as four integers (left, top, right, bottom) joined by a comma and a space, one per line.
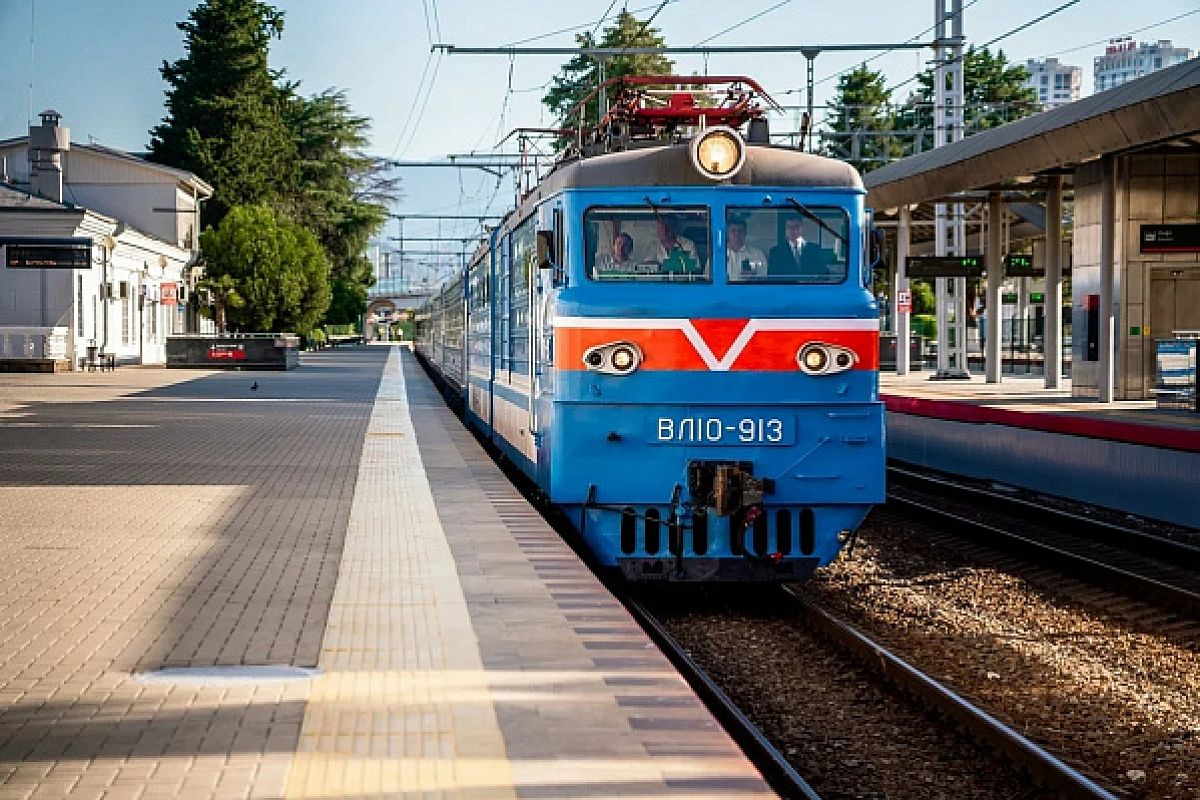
651, 216, 701, 272
595, 232, 637, 275
726, 216, 766, 280
768, 215, 808, 275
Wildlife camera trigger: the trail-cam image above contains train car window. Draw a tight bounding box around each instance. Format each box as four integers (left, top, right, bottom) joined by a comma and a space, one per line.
725, 206, 849, 284
584, 207, 710, 282
496, 235, 510, 374
510, 216, 535, 374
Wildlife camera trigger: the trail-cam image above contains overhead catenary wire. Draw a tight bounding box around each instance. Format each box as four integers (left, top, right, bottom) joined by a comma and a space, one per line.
388, 50, 435, 157
501, 0, 680, 47
885, 0, 1079, 95
1037, 8, 1200, 59
807, 0, 984, 92
619, 0, 673, 57
978, 0, 1079, 51
692, 0, 792, 47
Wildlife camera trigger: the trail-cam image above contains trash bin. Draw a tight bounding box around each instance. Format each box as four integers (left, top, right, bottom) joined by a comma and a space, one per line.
85, 344, 99, 371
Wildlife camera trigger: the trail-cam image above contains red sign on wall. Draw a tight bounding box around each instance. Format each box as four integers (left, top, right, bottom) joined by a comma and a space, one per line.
207, 344, 246, 360
160, 282, 178, 306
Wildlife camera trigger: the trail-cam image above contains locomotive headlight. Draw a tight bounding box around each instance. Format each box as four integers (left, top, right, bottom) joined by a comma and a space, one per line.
797, 342, 859, 376
801, 346, 829, 373
611, 346, 637, 372
690, 126, 746, 181
583, 341, 643, 375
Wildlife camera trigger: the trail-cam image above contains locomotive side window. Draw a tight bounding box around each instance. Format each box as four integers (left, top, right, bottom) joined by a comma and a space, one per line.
725, 206, 849, 284
584, 207, 710, 282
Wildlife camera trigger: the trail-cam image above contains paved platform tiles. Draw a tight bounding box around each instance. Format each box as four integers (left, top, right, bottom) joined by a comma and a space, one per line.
0, 348, 777, 799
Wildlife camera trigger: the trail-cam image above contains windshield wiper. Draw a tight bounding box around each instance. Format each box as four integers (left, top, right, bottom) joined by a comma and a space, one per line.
787, 197, 847, 246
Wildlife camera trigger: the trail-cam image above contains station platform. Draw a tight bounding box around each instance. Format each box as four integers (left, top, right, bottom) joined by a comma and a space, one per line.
880, 372, 1200, 529
0, 347, 775, 799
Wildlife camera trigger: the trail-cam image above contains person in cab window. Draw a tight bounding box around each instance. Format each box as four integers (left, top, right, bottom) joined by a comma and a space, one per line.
768, 216, 807, 275
651, 217, 701, 272
596, 232, 636, 275
726, 216, 766, 279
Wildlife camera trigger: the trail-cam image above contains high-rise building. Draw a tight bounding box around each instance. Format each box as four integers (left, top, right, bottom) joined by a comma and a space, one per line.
1024, 58, 1082, 110
1094, 38, 1194, 92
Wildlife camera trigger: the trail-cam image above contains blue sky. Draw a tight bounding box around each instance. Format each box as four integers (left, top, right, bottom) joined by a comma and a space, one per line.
1, 0, 1197, 281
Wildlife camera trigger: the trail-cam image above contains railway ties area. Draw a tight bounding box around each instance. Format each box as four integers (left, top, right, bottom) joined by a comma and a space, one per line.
792, 490, 1200, 798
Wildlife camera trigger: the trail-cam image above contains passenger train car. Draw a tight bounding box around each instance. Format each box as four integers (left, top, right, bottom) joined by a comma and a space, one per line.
416, 78, 884, 581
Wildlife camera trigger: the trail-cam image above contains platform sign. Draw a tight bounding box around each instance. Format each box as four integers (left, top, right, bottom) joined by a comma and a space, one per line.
905, 255, 984, 278
2, 237, 92, 269
1004, 253, 1043, 277
1141, 224, 1200, 253
896, 290, 912, 314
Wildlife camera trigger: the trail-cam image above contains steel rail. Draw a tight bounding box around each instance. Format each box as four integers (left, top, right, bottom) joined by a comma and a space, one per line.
782, 586, 1120, 800
888, 462, 1200, 568
625, 597, 822, 800
886, 471, 1200, 616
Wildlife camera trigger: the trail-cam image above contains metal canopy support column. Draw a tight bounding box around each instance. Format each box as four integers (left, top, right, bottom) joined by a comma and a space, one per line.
985, 192, 1003, 383
802, 48, 819, 153
1044, 175, 1064, 388
1098, 154, 1118, 402
932, 0, 968, 379
896, 205, 912, 375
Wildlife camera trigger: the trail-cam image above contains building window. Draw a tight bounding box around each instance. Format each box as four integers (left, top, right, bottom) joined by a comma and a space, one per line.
77, 275, 84, 331
121, 283, 130, 346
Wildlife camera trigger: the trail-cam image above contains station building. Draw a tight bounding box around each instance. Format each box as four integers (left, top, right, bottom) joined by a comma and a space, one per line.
867, 56, 1200, 402
0, 111, 213, 369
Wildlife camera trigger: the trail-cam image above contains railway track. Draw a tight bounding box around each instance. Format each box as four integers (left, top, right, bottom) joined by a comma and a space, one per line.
778, 587, 1117, 799
887, 463, 1200, 619
625, 595, 822, 800
637, 585, 1104, 799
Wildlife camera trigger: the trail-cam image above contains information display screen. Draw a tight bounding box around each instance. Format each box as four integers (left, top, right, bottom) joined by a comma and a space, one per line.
905, 255, 984, 278
2, 238, 92, 269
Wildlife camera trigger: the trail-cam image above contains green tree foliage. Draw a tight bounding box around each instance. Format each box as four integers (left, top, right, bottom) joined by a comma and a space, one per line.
282, 89, 397, 324
199, 205, 331, 334
151, 1, 394, 328
148, 0, 296, 225
899, 46, 1040, 155
910, 279, 936, 315
822, 65, 904, 173
195, 273, 244, 334
542, 11, 674, 141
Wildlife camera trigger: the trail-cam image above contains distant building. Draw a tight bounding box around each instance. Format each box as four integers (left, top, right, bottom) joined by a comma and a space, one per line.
0, 111, 213, 369
1094, 38, 1194, 92
1024, 58, 1082, 110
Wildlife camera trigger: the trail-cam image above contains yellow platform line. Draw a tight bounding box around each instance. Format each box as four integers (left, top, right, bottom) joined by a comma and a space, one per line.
286, 347, 516, 799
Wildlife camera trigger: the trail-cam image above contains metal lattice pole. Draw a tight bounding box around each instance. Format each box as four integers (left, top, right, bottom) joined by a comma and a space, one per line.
933, 0, 969, 379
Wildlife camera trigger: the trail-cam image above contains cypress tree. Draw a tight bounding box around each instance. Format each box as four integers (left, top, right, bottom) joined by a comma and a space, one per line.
148, 0, 297, 225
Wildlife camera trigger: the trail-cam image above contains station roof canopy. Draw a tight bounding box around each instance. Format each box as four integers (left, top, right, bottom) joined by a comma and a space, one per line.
865, 57, 1200, 210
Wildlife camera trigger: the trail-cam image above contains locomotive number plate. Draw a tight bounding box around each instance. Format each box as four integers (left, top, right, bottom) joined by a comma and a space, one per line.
649, 415, 795, 446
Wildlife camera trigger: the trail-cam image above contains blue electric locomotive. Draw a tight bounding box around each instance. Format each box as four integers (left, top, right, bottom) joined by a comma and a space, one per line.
416, 77, 884, 581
